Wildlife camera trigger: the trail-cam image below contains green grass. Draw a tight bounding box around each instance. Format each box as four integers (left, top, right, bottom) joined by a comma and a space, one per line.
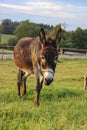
0, 34, 16, 45
0, 58, 87, 130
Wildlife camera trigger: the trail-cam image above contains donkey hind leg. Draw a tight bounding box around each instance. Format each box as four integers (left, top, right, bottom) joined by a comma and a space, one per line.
17, 69, 29, 97
17, 69, 23, 97
21, 72, 29, 96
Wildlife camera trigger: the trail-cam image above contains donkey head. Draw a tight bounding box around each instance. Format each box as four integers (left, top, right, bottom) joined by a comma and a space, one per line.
39, 28, 61, 85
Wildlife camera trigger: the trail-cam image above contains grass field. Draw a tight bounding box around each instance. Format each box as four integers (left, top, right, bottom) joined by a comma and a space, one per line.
0, 34, 16, 45
0, 58, 87, 130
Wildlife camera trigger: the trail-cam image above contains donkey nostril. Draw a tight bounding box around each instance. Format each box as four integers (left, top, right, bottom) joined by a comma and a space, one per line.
45, 78, 53, 85
45, 78, 48, 83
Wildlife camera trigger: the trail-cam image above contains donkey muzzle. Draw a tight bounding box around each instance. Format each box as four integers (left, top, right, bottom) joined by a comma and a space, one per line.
43, 69, 54, 85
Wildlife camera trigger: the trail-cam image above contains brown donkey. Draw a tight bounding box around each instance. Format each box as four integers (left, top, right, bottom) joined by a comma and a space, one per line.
14, 28, 61, 106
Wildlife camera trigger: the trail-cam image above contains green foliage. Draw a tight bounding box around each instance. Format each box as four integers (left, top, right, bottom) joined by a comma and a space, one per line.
49, 24, 61, 38
71, 28, 87, 49
7, 37, 18, 46
0, 34, 16, 45
59, 30, 72, 48
0, 19, 19, 34
0, 19, 87, 49
0, 59, 87, 130
0, 34, 1, 44
14, 20, 40, 39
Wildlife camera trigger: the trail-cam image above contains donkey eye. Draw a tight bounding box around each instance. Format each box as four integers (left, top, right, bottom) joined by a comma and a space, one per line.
41, 55, 45, 60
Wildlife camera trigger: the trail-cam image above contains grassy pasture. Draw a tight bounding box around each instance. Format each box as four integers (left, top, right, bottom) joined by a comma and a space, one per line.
0, 58, 87, 130
0, 34, 16, 45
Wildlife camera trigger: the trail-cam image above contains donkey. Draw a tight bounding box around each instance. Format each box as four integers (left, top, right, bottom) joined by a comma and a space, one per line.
14, 28, 61, 106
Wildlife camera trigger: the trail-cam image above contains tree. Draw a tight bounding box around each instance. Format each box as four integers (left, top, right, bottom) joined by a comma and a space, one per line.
60, 30, 72, 48
48, 24, 71, 48
7, 37, 18, 46
1, 19, 13, 34
49, 24, 61, 38
14, 20, 40, 39
0, 19, 19, 34
71, 27, 87, 49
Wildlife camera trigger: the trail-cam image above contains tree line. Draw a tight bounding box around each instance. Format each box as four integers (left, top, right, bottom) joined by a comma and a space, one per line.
0, 19, 87, 49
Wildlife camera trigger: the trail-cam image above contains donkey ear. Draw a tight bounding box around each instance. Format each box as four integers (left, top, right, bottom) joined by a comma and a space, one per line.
39, 28, 46, 46
55, 28, 61, 45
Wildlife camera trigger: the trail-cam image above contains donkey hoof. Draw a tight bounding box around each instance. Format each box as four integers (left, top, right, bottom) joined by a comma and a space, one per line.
18, 95, 21, 99
34, 101, 40, 106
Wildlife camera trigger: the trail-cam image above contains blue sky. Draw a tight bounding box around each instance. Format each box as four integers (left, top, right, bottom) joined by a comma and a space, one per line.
0, 0, 87, 30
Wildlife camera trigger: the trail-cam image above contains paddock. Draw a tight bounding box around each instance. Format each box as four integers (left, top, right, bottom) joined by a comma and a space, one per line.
0, 58, 87, 129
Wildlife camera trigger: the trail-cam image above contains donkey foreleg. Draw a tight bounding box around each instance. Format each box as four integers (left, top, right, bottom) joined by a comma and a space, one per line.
17, 82, 21, 96
35, 76, 43, 106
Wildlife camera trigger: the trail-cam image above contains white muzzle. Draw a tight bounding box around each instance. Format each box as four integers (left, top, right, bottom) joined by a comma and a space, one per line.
43, 69, 54, 85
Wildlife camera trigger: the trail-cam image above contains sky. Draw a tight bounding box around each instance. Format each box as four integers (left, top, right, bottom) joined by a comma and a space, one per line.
0, 0, 87, 30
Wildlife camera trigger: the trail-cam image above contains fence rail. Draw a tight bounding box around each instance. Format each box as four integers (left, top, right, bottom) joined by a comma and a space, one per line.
60, 48, 87, 54
0, 45, 14, 50
0, 46, 87, 59
0, 46, 14, 59
59, 48, 87, 58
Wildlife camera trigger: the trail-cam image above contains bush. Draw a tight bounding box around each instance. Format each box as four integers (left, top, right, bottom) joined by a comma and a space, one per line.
7, 37, 18, 46
14, 20, 40, 39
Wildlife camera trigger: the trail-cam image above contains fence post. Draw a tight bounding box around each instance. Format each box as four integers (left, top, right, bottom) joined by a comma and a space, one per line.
1, 48, 4, 60
60, 48, 64, 57
83, 73, 87, 90
86, 51, 87, 57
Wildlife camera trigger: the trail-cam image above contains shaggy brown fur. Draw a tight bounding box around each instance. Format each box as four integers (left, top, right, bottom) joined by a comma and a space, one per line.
14, 28, 61, 106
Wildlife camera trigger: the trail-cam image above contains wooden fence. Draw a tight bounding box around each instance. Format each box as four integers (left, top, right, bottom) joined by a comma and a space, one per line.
0, 46, 14, 60
0, 46, 87, 59
59, 48, 87, 57
60, 48, 87, 54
